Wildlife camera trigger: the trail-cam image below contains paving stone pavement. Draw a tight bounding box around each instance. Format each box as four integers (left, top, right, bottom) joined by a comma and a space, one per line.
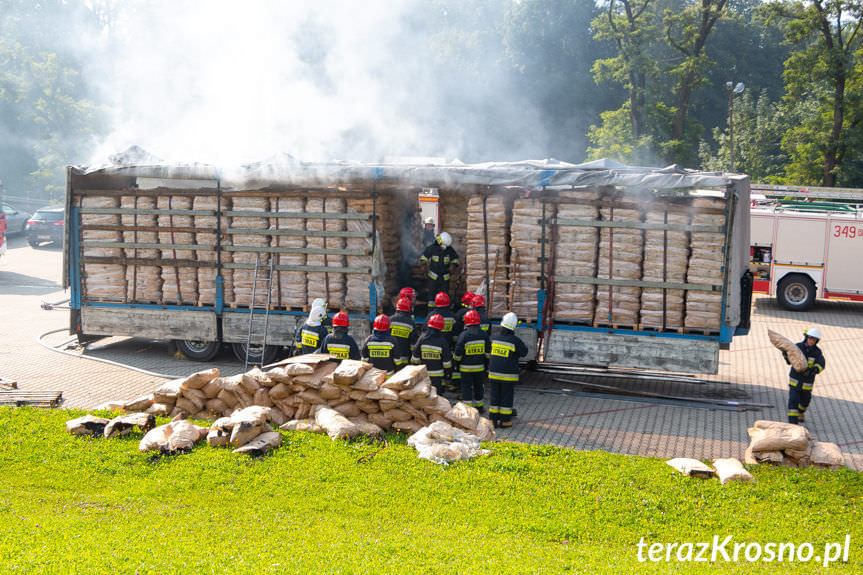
2, 235, 861, 470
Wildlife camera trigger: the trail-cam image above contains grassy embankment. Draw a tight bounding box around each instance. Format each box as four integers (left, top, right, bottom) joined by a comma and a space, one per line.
0, 407, 860, 573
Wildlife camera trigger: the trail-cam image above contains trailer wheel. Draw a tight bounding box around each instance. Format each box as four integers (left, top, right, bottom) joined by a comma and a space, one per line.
175, 339, 221, 361
231, 342, 280, 366
777, 274, 816, 311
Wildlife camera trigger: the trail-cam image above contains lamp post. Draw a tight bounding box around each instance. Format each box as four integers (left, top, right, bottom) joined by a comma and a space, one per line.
726, 81, 745, 172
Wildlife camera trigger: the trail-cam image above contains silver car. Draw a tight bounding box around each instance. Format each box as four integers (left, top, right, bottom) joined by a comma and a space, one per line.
2, 203, 30, 235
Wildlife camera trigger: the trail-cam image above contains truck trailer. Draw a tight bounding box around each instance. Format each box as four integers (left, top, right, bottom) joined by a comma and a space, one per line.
64, 156, 752, 373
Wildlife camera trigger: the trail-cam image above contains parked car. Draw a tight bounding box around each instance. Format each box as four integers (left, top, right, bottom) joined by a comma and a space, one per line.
26, 206, 65, 247
2, 203, 30, 235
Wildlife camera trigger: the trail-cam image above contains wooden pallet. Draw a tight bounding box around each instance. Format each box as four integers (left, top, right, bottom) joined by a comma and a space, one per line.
0, 390, 63, 408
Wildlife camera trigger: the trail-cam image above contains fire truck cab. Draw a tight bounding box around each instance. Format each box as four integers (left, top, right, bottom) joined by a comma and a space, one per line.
750, 185, 863, 311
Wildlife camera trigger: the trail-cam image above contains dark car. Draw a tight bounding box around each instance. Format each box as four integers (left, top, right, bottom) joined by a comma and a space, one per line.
26, 206, 65, 247
2, 203, 31, 235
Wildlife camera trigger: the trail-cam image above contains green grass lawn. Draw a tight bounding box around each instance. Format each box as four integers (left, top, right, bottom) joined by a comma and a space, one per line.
0, 407, 860, 574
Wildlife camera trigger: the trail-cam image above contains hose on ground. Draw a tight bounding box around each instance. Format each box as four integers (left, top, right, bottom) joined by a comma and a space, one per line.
36, 327, 175, 379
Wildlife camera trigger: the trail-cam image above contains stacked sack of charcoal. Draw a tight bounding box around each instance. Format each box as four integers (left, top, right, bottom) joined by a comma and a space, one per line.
118, 357, 495, 442
745, 420, 846, 470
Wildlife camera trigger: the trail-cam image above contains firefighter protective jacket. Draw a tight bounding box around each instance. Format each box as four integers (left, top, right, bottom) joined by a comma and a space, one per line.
317, 328, 360, 360
420, 243, 460, 281
453, 325, 490, 373
453, 303, 471, 339
488, 328, 529, 381
411, 328, 452, 379
475, 306, 490, 334
362, 330, 398, 375
432, 306, 457, 341
295, 323, 329, 355
786, 341, 825, 386
388, 310, 417, 363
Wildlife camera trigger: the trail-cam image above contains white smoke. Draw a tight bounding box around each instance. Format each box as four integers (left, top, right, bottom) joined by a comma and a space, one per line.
86, 0, 549, 166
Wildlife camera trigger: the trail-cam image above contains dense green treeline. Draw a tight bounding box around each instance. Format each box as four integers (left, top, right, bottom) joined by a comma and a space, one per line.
1, 0, 861, 205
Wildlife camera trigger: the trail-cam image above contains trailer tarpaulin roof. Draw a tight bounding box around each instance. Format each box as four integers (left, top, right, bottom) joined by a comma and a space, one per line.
73, 147, 739, 192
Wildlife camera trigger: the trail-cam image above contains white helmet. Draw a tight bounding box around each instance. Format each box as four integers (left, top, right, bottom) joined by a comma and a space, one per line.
311, 298, 328, 311
307, 306, 326, 327
501, 312, 518, 330
804, 327, 821, 341
423, 216, 435, 226
437, 231, 452, 247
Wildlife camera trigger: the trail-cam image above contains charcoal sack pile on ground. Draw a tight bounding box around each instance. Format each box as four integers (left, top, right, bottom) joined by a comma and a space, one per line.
745, 420, 846, 470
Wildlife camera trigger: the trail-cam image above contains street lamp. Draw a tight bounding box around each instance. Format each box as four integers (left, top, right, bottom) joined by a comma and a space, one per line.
726, 81, 745, 172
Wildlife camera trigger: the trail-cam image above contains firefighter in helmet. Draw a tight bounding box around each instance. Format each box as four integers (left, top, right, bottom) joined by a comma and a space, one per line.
419, 231, 459, 299
453, 309, 490, 413
398, 287, 416, 312
488, 312, 528, 428
362, 314, 398, 376
472, 293, 490, 334
388, 296, 418, 368
432, 292, 457, 390
316, 311, 360, 360
294, 305, 329, 355
411, 313, 452, 394
785, 326, 826, 424
422, 216, 436, 247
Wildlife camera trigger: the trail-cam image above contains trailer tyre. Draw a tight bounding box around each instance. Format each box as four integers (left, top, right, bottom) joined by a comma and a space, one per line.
777, 274, 816, 311
175, 339, 221, 361
231, 342, 280, 366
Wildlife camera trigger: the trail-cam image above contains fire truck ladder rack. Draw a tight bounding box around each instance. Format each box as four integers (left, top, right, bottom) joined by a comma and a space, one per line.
752, 183, 863, 203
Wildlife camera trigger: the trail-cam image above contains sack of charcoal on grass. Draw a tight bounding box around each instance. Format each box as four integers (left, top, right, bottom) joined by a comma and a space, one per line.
744, 420, 846, 470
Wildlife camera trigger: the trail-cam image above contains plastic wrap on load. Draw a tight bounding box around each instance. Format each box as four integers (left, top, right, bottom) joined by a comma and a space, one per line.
276, 197, 307, 308
640, 205, 690, 329
685, 196, 726, 329
594, 202, 643, 326
122, 194, 162, 303
466, 195, 510, 315
156, 195, 197, 304
323, 197, 346, 308
510, 198, 544, 320
344, 198, 379, 311
227, 196, 272, 308
194, 195, 224, 305
552, 192, 599, 323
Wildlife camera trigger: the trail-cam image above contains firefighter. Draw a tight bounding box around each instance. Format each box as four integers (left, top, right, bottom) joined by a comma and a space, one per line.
488, 312, 528, 428
419, 231, 460, 298
452, 291, 475, 336
389, 296, 417, 368
432, 291, 457, 390
398, 287, 417, 311
453, 309, 490, 413
422, 216, 436, 247
785, 327, 826, 424
316, 311, 360, 360
294, 306, 329, 355
362, 314, 398, 375
472, 294, 490, 334
411, 313, 452, 394
311, 298, 332, 332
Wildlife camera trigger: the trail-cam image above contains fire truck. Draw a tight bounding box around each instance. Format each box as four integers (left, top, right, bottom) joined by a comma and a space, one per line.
750, 184, 863, 311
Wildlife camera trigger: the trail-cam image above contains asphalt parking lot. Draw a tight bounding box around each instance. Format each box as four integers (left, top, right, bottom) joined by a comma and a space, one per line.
1, 234, 861, 469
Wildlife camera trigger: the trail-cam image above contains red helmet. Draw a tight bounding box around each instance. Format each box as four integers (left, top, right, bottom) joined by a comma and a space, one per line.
373, 314, 390, 331
472, 294, 486, 308
464, 309, 481, 326
396, 297, 412, 312
332, 311, 350, 327
461, 292, 475, 305
427, 314, 445, 331
434, 292, 450, 307
399, 287, 416, 302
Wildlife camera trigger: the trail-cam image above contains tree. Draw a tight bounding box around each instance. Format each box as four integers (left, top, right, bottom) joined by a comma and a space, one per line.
765, 0, 863, 186
698, 88, 789, 180
664, 0, 731, 164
